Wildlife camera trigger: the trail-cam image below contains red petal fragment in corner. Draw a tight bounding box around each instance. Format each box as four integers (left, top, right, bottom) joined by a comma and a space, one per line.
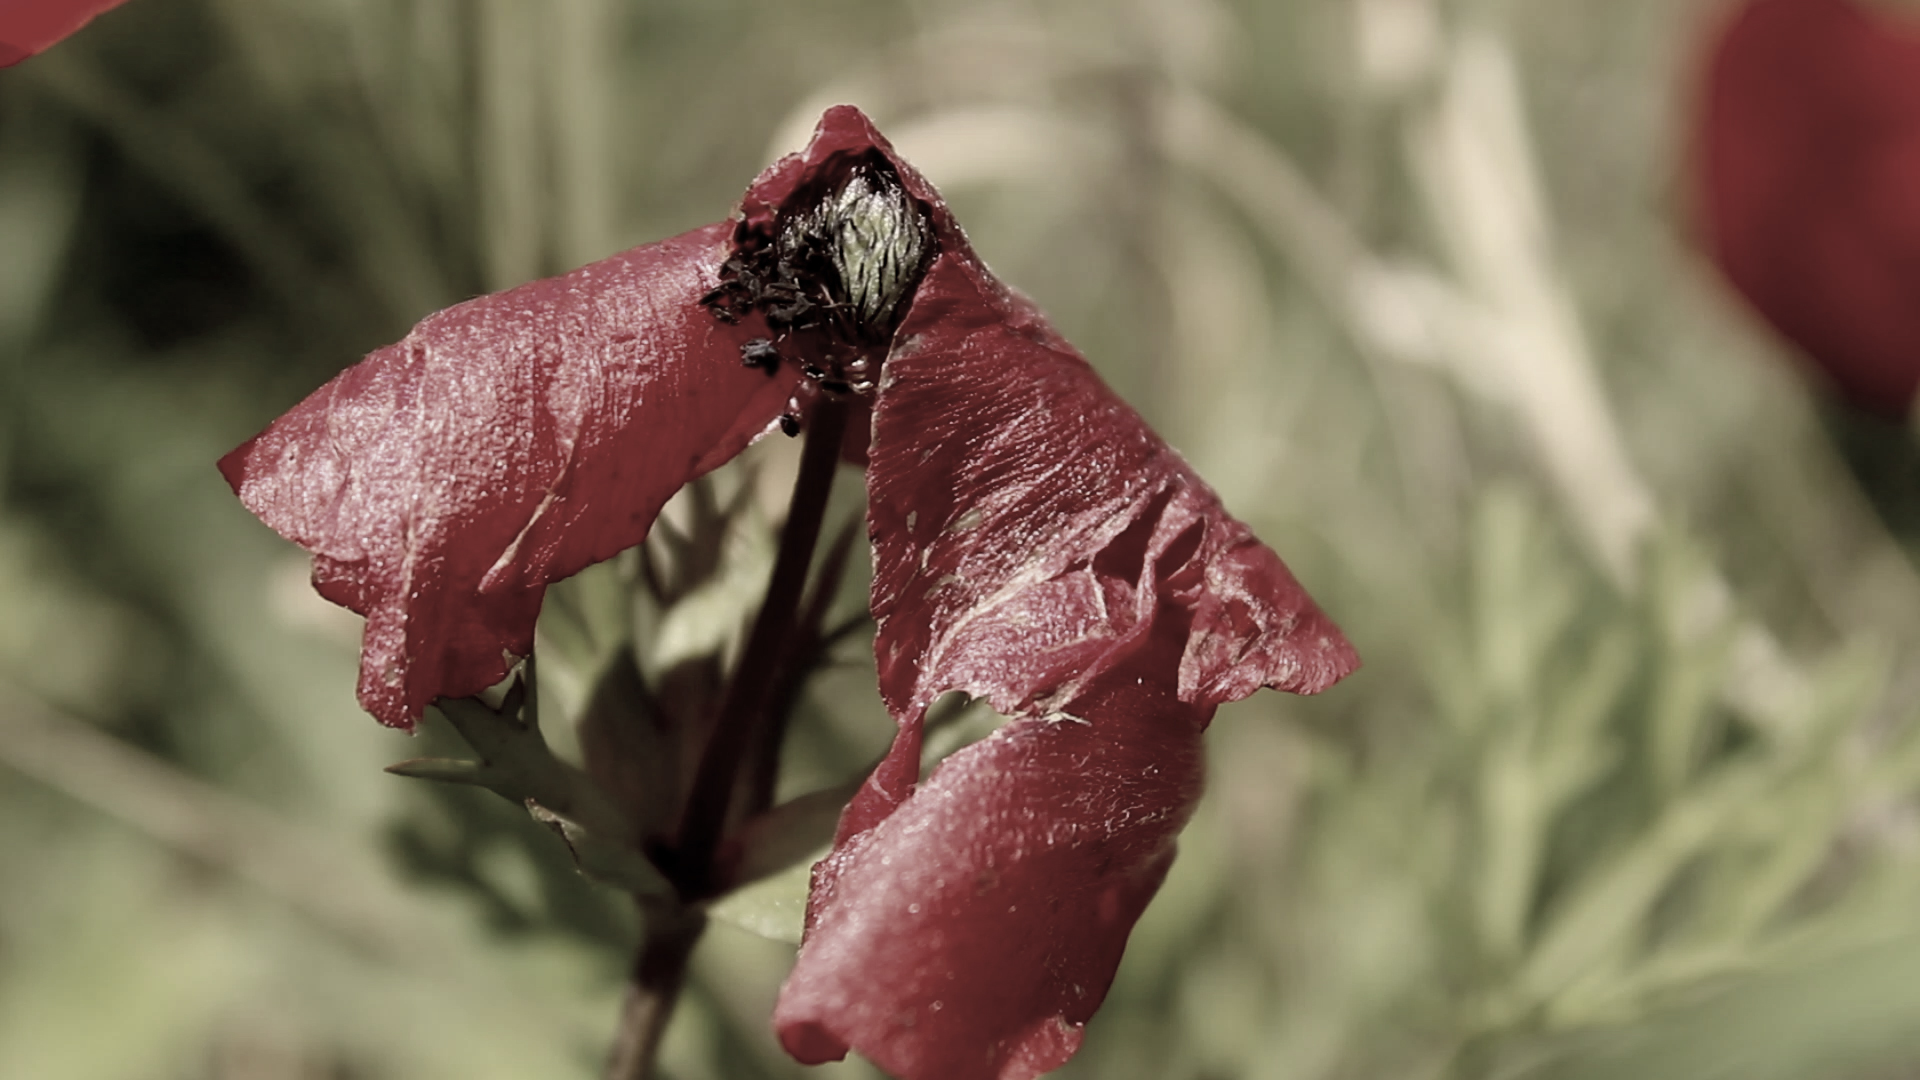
0, 0, 130, 66
1692, 0, 1920, 416
775, 611, 1209, 1080
220, 223, 802, 726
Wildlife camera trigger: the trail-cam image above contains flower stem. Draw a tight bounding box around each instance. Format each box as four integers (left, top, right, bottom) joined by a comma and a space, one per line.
676, 396, 849, 893
604, 398, 848, 1080
603, 905, 707, 1080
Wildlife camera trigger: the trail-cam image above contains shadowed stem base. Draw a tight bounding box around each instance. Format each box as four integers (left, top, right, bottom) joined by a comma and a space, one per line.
604, 906, 708, 1080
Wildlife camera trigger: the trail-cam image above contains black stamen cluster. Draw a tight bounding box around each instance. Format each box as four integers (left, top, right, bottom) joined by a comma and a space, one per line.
702, 156, 934, 360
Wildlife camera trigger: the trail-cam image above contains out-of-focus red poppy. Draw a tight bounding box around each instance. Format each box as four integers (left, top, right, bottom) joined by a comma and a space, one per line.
223, 106, 1357, 1079
1692, 0, 1920, 417
0, 0, 132, 67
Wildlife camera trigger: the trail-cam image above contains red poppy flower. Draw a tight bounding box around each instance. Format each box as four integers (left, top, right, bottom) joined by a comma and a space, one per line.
1692, 0, 1920, 417
0, 0, 131, 67
223, 106, 1357, 1078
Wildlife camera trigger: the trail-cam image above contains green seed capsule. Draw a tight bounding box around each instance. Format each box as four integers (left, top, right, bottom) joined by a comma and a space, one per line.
775, 160, 933, 343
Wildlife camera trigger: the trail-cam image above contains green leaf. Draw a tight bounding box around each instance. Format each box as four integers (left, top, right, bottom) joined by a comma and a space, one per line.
389, 664, 668, 898
384, 756, 492, 785
707, 850, 817, 945
526, 801, 672, 899
726, 778, 862, 889
573, 648, 680, 842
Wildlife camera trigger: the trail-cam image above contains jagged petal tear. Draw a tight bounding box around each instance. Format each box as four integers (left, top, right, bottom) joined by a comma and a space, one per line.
221, 223, 802, 726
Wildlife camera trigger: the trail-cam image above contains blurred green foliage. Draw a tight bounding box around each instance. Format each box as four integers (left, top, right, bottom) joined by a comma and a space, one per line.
3, 1, 1920, 1078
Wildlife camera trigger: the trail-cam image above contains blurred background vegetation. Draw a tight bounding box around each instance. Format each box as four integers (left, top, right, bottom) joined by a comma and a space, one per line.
4, 0, 1920, 1077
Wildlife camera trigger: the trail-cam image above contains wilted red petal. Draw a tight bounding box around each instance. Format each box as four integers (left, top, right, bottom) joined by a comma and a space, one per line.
769, 107, 1357, 1079
221, 224, 802, 726
0, 0, 130, 66
1693, 0, 1920, 416
868, 255, 1357, 726
777, 609, 1207, 1080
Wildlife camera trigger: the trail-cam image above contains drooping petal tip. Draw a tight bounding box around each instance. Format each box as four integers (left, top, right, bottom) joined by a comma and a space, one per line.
775, 610, 1211, 1080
